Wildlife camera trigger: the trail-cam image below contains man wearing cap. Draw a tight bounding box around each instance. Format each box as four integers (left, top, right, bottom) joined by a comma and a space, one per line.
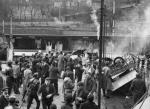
73, 82, 88, 109
62, 66, 74, 82
61, 95, 73, 109
4, 95, 19, 109
26, 73, 40, 109
5, 69, 14, 95
84, 72, 96, 96
49, 62, 60, 95
38, 77, 56, 109
0, 88, 9, 109
79, 94, 98, 109
41, 59, 49, 85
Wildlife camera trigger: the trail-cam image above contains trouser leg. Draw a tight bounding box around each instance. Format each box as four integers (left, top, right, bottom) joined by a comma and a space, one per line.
53, 79, 58, 93
42, 100, 48, 109
48, 103, 51, 109
51, 79, 58, 94
8, 86, 13, 95
27, 95, 33, 109
34, 94, 40, 109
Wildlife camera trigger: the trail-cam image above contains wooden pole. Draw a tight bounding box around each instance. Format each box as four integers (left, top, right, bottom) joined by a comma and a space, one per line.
98, 0, 104, 109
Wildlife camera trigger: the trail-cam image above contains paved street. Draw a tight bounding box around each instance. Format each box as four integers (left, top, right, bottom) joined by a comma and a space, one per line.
12, 79, 132, 109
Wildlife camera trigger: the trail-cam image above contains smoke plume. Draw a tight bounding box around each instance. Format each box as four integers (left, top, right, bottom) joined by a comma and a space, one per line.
106, 1, 150, 56
90, 10, 100, 40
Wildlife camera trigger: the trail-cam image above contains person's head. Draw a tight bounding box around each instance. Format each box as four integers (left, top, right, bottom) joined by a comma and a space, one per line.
1, 88, 9, 99
136, 73, 142, 79
51, 62, 56, 67
33, 73, 39, 79
66, 66, 71, 71
50, 103, 57, 109
6, 69, 13, 76
50, 53, 54, 57
77, 82, 84, 89
8, 95, 17, 106
102, 66, 111, 75
26, 64, 30, 69
7, 61, 12, 67
87, 94, 94, 102
45, 77, 51, 85
15, 60, 19, 65
22, 53, 25, 57
45, 54, 48, 57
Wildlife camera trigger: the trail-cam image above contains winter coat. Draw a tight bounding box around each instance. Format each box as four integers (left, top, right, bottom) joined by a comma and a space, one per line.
58, 54, 64, 72
0, 95, 8, 109
61, 103, 73, 109
79, 101, 98, 109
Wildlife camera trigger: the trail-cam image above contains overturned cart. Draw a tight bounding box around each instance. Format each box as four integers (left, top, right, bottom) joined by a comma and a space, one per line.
105, 54, 138, 91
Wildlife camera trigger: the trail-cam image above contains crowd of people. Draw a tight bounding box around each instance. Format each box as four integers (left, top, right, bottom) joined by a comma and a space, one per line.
0, 50, 147, 109
0, 51, 102, 109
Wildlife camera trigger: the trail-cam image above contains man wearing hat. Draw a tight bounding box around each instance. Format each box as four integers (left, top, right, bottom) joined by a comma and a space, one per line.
25, 73, 40, 109
61, 95, 73, 109
4, 95, 19, 109
79, 94, 98, 109
0, 87, 9, 109
49, 62, 60, 95
73, 82, 88, 109
38, 77, 56, 109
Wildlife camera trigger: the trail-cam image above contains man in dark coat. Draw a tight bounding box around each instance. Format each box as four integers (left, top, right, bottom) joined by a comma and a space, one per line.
49, 62, 59, 95
73, 82, 88, 109
6, 67, 14, 95
61, 95, 73, 109
41, 59, 49, 84
38, 77, 56, 109
0, 88, 9, 109
26, 73, 40, 109
63, 67, 74, 82
75, 62, 84, 82
130, 74, 146, 104
84, 72, 97, 96
79, 94, 98, 109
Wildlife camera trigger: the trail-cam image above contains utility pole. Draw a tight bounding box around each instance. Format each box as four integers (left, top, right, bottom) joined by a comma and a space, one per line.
111, 0, 115, 56
98, 0, 104, 109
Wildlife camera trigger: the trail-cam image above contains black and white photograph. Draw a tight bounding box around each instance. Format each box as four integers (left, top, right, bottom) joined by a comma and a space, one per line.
0, 0, 149, 109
